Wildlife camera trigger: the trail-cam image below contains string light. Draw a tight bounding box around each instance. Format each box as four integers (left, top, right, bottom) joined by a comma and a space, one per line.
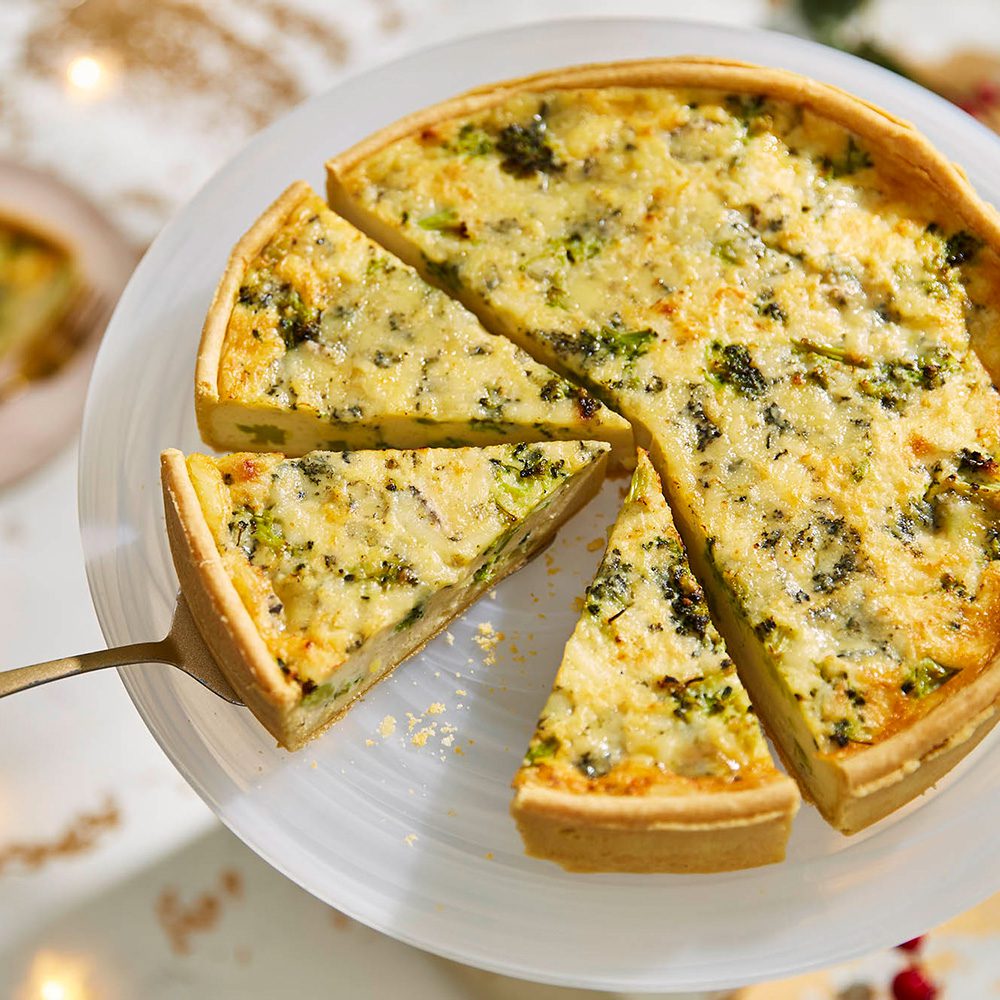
39, 981, 68, 1000
16, 952, 92, 1000
65, 54, 108, 96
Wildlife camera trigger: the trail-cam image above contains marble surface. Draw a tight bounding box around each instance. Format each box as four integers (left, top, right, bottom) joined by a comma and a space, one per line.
1, 2, 999, 998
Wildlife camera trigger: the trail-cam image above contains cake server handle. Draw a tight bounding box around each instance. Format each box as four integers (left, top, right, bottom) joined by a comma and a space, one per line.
0, 595, 243, 704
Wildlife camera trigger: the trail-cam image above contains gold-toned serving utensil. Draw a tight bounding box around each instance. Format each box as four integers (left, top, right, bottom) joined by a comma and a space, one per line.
0, 595, 243, 704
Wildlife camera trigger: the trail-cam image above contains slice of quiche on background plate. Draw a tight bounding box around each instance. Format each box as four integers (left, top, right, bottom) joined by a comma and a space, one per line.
327, 58, 1000, 833
513, 450, 799, 872
196, 181, 631, 465
0, 211, 81, 392
161, 440, 609, 750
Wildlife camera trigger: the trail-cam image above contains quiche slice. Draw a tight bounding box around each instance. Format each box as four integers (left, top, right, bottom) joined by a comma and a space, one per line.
196, 182, 630, 464
327, 59, 1000, 832
0, 213, 80, 392
161, 440, 609, 749
512, 451, 799, 872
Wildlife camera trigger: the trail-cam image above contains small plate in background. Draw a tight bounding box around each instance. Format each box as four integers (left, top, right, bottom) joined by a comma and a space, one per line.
0, 161, 135, 487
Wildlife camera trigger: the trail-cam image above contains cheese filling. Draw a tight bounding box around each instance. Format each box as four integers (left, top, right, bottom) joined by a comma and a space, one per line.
334, 86, 1000, 754
517, 452, 778, 795
212, 187, 629, 458
186, 441, 608, 696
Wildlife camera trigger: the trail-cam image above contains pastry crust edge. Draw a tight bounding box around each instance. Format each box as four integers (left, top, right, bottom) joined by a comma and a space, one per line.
194, 181, 314, 448
511, 776, 800, 873
160, 447, 301, 740
325, 56, 1000, 256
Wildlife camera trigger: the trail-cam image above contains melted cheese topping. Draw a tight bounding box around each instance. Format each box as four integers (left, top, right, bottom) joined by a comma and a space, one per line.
336, 86, 1000, 753
186, 441, 607, 697
215, 187, 629, 457
516, 452, 777, 795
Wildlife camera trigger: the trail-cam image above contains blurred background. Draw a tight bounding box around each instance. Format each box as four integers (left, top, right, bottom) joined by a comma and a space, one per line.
1, 2, 999, 998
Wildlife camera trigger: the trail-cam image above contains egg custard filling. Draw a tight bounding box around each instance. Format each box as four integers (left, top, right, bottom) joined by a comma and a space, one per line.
328, 62, 1000, 830
161, 440, 609, 749
197, 182, 631, 464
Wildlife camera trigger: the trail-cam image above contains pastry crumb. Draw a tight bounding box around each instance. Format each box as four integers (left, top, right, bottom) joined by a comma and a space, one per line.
404, 833, 418, 847
0, 797, 120, 876
378, 715, 397, 737
473, 622, 503, 665
444, 631, 455, 645
427, 702, 445, 715
411, 724, 436, 748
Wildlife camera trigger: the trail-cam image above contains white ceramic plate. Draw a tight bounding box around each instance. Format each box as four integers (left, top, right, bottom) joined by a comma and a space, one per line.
78, 19, 1000, 992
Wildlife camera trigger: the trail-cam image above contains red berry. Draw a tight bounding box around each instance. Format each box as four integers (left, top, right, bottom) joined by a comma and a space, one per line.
892, 966, 938, 1000
896, 935, 925, 953
976, 80, 1000, 105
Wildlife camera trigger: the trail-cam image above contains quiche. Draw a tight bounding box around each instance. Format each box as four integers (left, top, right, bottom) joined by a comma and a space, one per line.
327, 59, 1000, 832
161, 440, 609, 749
0, 213, 80, 393
196, 181, 630, 463
512, 450, 799, 872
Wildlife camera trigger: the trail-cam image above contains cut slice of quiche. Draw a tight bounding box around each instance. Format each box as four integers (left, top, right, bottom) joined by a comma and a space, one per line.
0, 212, 80, 392
196, 181, 630, 464
513, 450, 799, 872
327, 59, 1000, 832
161, 440, 609, 749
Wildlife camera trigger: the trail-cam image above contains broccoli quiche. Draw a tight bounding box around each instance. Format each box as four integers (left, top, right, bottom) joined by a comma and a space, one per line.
161, 440, 608, 749
513, 450, 799, 872
196, 182, 630, 463
328, 59, 1000, 832
0, 213, 80, 393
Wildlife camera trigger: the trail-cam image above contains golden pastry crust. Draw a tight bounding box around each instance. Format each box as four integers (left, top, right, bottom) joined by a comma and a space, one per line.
161, 448, 299, 740
195, 182, 307, 450
513, 777, 800, 873
326, 58, 1000, 833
